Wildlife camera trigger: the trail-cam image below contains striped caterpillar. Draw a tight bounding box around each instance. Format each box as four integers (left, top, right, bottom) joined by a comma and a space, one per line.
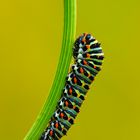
40, 33, 104, 140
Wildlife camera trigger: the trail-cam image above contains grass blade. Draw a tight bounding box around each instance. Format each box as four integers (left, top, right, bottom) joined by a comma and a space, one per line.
24, 0, 76, 139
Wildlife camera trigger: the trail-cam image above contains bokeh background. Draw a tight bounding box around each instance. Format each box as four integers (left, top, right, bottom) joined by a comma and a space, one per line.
0, 0, 140, 139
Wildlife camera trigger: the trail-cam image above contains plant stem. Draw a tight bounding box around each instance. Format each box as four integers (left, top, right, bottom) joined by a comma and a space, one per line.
24, 0, 76, 139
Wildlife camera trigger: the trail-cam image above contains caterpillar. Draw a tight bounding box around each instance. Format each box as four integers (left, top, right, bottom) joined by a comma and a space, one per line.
40, 33, 104, 140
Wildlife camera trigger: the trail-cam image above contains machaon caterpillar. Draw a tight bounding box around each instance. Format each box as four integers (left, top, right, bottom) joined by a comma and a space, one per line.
40, 33, 104, 140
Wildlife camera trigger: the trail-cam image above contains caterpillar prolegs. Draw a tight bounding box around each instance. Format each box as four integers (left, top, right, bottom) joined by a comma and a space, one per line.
40, 33, 104, 140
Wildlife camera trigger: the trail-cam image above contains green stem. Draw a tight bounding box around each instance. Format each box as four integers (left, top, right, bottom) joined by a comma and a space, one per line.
24, 0, 76, 139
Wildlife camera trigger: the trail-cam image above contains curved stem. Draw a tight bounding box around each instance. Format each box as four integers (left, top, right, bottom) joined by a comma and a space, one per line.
24, 0, 76, 139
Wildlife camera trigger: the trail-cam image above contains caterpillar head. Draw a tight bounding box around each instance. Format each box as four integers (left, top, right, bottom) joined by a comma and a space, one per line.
73, 33, 95, 59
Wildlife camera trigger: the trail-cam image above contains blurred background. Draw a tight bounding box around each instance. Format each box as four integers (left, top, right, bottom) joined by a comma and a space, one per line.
0, 0, 140, 139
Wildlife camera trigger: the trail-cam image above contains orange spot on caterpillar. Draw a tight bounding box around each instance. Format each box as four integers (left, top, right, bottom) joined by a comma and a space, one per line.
65, 101, 69, 107
73, 77, 77, 83
86, 45, 90, 49
82, 37, 86, 42
83, 60, 87, 65
80, 67, 84, 73
49, 130, 53, 136
55, 123, 59, 128
60, 113, 64, 118
94, 65, 97, 69
69, 88, 72, 94
86, 53, 90, 58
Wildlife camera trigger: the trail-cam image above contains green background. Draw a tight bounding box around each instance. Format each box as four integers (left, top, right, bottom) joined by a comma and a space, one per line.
0, 0, 140, 139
